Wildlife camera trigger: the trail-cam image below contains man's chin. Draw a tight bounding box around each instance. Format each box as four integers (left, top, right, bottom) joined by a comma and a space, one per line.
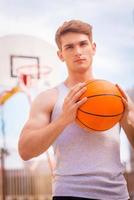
78, 64, 90, 70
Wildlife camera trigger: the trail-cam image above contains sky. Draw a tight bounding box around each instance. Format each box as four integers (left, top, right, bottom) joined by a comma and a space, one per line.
0, 0, 134, 168
0, 0, 134, 88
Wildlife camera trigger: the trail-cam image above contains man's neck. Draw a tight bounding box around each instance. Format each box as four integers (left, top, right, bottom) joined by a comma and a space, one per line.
64, 72, 94, 88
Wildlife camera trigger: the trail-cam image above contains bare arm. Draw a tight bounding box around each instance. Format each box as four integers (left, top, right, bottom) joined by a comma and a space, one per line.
117, 85, 134, 148
120, 96, 134, 148
18, 83, 87, 160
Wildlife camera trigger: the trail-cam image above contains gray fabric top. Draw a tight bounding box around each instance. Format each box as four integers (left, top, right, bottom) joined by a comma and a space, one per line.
51, 82, 129, 200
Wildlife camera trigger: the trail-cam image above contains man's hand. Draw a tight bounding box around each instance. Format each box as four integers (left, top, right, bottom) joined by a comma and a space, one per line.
116, 84, 134, 127
60, 82, 87, 126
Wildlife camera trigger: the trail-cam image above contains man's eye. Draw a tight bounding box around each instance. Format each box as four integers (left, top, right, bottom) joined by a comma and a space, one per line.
66, 46, 73, 49
81, 42, 88, 46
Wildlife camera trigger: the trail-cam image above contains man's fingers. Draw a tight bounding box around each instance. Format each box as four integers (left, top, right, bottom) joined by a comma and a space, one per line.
76, 97, 87, 108
68, 82, 87, 99
72, 86, 87, 103
115, 84, 128, 100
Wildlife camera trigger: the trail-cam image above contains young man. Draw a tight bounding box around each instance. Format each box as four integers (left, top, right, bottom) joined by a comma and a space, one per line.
18, 20, 134, 200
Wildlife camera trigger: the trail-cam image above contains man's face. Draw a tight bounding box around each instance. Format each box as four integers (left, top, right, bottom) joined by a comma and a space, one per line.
57, 32, 96, 73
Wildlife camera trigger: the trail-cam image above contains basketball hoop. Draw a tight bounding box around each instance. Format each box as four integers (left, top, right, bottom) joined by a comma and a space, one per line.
16, 64, 52, 103
17, 64, 52, 90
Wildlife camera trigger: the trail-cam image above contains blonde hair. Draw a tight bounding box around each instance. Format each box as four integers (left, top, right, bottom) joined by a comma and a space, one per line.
55, 20, 93, 49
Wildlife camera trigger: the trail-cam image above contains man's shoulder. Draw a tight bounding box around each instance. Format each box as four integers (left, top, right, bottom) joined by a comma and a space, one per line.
36, 88, 56, 101
33, 83, 62, 105
39, 83, 62, 97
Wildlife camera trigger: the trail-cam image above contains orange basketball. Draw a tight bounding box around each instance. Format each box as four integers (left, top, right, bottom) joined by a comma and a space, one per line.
76, 79, 125, 131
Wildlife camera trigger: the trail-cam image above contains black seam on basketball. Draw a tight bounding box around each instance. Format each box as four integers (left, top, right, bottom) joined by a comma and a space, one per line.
76, 117, 99, 131
78, 109, 124, 117
79, 94, 124, 116
76, 117, 117, 131
85, 94, 122, 99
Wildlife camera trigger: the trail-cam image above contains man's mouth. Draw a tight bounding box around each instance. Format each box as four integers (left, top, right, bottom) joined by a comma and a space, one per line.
74, 58, 86, 63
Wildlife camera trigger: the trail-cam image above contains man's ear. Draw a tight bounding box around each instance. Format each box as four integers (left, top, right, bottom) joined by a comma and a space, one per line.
92, 42, 96, 56
57, 50, 64, 62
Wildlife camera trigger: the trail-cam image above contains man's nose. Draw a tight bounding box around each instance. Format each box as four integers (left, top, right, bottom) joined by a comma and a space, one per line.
74, 46, 82, 56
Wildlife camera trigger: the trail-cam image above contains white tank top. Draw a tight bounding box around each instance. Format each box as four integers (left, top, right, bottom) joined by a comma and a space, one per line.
51, 82, 129, 200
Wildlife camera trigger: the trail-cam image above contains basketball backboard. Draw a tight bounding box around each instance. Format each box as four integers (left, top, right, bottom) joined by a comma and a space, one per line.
0, 34, 63, 90
10, 55, 39, 78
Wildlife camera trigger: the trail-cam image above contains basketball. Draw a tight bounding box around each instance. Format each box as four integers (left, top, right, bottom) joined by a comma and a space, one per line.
76, 79, 125, 131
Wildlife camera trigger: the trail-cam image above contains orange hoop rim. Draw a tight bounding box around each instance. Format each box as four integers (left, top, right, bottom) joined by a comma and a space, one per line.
16, 64, 52, 79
